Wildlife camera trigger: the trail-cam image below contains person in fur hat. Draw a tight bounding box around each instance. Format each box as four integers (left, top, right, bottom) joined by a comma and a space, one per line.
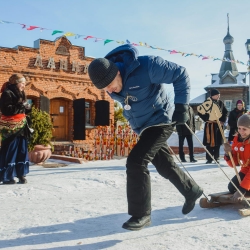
0, 73, 32, 185
198, 89, 228, 164
228, 100, 247, 142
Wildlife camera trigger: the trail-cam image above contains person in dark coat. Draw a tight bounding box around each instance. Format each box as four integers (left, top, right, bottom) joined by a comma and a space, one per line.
88, 44, 203, 231
0, 73, 32, 184
228, 100, 247, 142
176, 105, 197, 162
198, 89, 228, 164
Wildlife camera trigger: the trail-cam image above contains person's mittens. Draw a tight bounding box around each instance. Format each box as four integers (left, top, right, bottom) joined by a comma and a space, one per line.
223, 142, 232, 155
232, 190, 245, 203
172, 104, 189, 125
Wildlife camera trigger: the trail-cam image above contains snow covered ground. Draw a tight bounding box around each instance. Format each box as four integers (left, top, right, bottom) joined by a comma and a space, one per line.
1, 131, 249, 250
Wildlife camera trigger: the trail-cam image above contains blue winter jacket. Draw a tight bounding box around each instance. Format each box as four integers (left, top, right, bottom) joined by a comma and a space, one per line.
105, 44, 190, 135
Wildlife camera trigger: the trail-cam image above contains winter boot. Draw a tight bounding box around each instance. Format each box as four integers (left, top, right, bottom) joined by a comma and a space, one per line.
18, 176, 27, 184
122, 215, 151, 231
180, 156, 187, 162
182, 186, 203, 215
190, 157, 197, 163
3, 179, 16, 184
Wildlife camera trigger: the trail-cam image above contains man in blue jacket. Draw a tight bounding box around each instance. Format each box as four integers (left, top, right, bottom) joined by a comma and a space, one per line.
88, 44, 203, 231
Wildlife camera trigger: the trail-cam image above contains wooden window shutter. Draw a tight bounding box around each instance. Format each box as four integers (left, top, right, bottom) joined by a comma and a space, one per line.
73, 98, 85, 140
40, 95, 50, 114
95, 100, 110, 126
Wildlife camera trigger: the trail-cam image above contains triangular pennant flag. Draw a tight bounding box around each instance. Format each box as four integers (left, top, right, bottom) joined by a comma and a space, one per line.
0, 20, 12, 24
52, 30, 64, 35
27, 26, 40, 30
75, 34, 82, 39
19, 23, 26, 29
126, 39, 130, 44
139, 42, 144, 46
84, 36, 94, 40
185, 54, 191, 57
64, 32, 75, 36
116, 41, 125, 44
170, 50, 178, 54
104, 39, 114, 45
95, 38, 103, 42
202, 56, 209, 60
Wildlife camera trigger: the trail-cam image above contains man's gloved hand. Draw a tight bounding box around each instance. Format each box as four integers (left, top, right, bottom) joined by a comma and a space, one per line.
172, 104, 189, 125
232, 190, 245, 203
223, 142, 232, 155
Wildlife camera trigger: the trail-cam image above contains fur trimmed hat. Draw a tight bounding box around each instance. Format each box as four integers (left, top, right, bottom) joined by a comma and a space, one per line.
210, 89, 220, 96
237, 114, 250, 128
88, 58, 118, 89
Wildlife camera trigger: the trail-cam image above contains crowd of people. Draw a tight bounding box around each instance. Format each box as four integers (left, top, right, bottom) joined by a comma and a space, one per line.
1, 44, 250, 231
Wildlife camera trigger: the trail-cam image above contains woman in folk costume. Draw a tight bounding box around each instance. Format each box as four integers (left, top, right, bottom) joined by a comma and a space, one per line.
0, 74, 32, 184
198, 89, 228, 164
223, 114, 250, 202
228, 100, 247, 142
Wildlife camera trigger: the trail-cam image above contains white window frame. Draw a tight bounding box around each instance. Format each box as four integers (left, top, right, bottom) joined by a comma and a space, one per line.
224, 100, 232, 111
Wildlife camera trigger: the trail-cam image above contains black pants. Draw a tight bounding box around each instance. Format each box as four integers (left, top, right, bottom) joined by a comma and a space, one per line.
206, 145, 220, 162
228, 172, 250, 195
178, 135, 194, 160
126, 125, 201, 217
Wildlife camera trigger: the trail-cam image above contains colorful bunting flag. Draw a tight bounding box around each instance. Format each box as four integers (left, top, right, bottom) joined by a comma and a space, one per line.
170, 50, 178, 54
0, 20, 12, 24
95, 38, 103, 42
52, 30, 64, 35
84, 36, 94, 40
0, 18, 248, 68
19, 23, 26, 29
64, 32, 75, 36
27, 26, 39, 30
104, 39, 113, 45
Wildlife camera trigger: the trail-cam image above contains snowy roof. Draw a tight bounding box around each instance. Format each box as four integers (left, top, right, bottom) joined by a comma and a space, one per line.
206, 72, 248, 88
190, 93, 206, 104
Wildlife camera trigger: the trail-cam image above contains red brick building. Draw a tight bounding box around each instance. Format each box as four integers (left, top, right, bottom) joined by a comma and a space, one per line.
0, 36, 114, 149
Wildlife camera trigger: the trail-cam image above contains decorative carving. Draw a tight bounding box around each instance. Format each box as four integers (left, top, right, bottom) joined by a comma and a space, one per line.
83, 64, 89, 74
34, 55, 43, 67
30, 83, 44, 95
60, 59, 68, 70
56, 45, 69, 55
47, 57, 56, 69
72, 61, 80, 72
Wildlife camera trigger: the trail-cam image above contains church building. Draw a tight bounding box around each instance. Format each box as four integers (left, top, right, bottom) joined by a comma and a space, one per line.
190, 18, 248, 113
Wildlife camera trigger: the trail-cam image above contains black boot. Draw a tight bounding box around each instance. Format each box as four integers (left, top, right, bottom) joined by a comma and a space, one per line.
182, 186, 203, 215
190, 157, 197, 162
180, 156, 187, 162
3, 179, 16, 184
18, 176, 27, 184
122, 215, 151, 231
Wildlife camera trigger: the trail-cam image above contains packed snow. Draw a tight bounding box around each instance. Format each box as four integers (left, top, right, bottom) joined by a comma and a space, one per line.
0, 131, 249, 250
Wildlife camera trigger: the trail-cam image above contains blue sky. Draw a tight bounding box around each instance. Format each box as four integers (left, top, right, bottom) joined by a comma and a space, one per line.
1, 0, 250, 100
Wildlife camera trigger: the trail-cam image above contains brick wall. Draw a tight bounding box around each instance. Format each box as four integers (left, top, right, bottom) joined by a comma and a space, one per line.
0, 36, 114, 145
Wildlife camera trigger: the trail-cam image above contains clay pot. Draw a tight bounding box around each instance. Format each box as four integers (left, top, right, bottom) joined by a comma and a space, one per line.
28, 145, 52, 164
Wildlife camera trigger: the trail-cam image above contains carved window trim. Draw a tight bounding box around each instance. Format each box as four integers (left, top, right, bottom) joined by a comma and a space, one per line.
56, 45, 69, 55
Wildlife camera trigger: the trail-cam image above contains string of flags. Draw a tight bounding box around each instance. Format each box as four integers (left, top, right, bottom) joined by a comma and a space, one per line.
0, 18, 249, 72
